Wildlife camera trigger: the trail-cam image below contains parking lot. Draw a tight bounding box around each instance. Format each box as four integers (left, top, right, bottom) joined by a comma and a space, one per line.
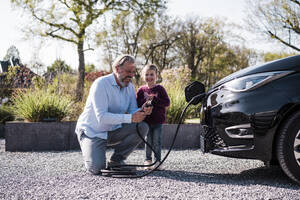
0, 139, 299, 199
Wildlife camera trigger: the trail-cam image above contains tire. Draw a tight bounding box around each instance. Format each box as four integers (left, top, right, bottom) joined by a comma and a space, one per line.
276, 111, 300, 185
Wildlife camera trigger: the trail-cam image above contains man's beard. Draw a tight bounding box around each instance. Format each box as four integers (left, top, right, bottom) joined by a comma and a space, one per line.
118, 76, 132, 87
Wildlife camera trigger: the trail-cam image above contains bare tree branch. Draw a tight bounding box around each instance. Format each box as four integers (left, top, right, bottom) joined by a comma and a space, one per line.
45, 31, 77, 44
290, 0, 300, 6
268, 30, 300, 51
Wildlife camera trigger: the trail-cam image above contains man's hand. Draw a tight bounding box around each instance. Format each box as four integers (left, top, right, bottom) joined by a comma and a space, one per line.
132, 110, 146, 123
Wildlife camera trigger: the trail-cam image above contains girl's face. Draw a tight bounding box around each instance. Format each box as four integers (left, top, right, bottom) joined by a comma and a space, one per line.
144, 69, 157, 86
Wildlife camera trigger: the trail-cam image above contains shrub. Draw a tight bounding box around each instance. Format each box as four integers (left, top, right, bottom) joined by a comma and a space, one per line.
30, 73, 93, 121
85, 71, 110, 82
7, 66, 37, 88
65, 80, 93, 121
46, 73, 77, 97
0, 105, 14, 123
67, 101, 85, 121
161, 66, 200, 124
12, 89, 73, 122
164, 83, 199, 124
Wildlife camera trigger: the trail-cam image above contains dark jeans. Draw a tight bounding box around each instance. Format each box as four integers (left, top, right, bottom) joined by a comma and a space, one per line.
77, 122, 149, 175
145, 124, 162, 162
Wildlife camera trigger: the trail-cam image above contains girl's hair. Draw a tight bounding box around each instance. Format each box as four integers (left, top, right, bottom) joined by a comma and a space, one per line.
142, 64, 158, 75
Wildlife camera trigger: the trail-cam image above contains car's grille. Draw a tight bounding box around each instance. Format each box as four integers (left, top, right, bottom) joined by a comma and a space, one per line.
202, 125, 227, 151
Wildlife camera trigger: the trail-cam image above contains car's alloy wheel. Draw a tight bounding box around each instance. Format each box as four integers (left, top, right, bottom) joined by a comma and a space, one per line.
277, 111, 300, 185
294, 130, 300, 167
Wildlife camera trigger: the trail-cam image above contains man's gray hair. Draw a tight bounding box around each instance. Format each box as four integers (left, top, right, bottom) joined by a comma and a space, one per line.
112, 54, 135, 71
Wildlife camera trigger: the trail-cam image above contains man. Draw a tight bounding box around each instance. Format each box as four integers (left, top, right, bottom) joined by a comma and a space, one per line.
75, 55, 152, 175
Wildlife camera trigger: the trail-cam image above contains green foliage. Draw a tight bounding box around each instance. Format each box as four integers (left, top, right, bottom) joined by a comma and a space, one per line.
263, 52, 298, 62
32, 73, 92, 121
201, 45, 257, 88
161, 66, 200, 124
12, 89, 73, 122
46, 73, 77, 97
66, 79, 94, 121
47, 59, 71, 73
164, 81, 199, 124
1, 65, 37, 89
0, 105, 14, 123
11, 0, 167, 102
0, 66, 19, 99
32, 76, 46, 90
36, 73, 85, 121
85, 64, 96, 73
161, 66, 192, 86
5, 66, 19, 81
164, 83, 187, 124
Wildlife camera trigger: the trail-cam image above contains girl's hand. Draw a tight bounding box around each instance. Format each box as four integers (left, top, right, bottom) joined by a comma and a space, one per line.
147, 95, 154, 101
141, 101, 153, 115
143, 105, 153, 115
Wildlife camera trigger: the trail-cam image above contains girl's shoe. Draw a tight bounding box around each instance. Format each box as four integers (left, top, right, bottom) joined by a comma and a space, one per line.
154, 162, 164, 171
144, 160, 153, 170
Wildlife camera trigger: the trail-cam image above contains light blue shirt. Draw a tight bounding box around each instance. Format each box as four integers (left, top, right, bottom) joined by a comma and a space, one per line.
75, 73, 139, 139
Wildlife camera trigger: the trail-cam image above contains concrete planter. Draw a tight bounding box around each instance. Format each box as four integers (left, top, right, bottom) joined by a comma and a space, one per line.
0, 124, 4, 138
5, 122, 202, 151
161, 124, 202, 149
5, 122, 79, 151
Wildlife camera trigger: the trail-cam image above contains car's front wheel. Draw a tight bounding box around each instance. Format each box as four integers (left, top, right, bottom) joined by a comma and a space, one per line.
277, 111, 300, 184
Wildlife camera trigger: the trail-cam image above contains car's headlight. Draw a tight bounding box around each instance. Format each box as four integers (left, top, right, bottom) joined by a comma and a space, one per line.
220, 71, 294, 92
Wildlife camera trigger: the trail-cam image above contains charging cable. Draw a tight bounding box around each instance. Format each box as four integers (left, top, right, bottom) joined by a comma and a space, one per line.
104, 93, 205, 178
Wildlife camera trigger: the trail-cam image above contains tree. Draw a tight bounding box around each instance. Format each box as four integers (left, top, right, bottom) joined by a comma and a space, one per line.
176, 17, 226, 80
97, 6, 166, 82
209, 45, 257, 86
97, 10, 156, 82
140, 14, 181, 73
262, 51, 297, 62
246, 0, 300, 52
11, 0, 166, 101
45, 59, 72, 92
48, 59, 71, 74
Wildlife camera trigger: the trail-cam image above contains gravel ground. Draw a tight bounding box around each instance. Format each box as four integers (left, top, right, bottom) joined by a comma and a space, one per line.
0, 139, 299, 200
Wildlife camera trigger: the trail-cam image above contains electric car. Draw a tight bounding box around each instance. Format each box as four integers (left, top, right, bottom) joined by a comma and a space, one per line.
185, 55, 300, 184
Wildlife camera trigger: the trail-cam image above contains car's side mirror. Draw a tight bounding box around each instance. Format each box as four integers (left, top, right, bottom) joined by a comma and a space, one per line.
185, 81, 206, 105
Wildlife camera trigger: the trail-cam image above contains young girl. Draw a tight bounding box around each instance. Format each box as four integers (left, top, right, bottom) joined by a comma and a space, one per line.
136, 64, 170, 170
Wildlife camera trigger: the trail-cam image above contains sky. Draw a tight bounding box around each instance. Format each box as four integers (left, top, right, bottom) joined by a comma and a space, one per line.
0, 0, 282, 72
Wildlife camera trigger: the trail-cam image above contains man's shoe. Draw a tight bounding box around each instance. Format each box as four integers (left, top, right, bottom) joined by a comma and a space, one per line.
107, 160, 136, 171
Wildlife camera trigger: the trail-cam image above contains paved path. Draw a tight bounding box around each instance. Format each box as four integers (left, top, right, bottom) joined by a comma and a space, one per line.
0, 139, 299, 199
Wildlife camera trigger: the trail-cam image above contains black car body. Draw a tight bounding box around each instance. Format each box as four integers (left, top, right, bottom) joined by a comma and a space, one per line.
185, 55, 300, 184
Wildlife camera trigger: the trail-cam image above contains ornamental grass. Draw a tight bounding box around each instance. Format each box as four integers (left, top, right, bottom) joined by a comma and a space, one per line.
12, 89, 73, 122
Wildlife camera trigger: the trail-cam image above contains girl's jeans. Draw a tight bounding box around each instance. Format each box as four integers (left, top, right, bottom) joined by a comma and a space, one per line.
145, 124, 162, 161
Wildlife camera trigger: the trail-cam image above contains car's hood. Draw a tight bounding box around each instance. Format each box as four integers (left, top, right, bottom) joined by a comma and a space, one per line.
211, 54, 300, 89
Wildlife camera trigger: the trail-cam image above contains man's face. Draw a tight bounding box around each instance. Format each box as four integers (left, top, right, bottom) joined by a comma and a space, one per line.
116, 61, 136, 87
